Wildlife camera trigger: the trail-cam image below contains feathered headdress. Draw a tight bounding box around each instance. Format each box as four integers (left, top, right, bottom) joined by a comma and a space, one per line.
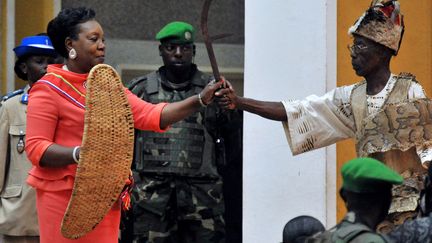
348, 0, 404, 55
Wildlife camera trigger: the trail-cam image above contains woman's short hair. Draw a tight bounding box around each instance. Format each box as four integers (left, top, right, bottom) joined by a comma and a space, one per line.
47, 7, 96, 58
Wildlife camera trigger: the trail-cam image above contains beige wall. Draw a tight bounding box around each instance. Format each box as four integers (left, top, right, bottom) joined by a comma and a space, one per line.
336, 0, 432, 220
1, 0, 55, 94
14, 0, 55, 89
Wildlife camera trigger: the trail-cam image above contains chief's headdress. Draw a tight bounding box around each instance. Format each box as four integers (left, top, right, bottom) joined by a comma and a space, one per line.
348, 0, 404, 55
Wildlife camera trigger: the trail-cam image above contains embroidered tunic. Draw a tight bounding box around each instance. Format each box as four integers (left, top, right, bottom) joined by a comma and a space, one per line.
282, 74, 432, 165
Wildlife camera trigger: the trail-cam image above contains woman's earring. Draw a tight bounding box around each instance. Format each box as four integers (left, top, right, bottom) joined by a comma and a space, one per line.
69, 48, 77, 60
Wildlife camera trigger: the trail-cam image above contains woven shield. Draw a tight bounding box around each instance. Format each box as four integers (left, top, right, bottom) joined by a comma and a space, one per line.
61, 64, 134, 239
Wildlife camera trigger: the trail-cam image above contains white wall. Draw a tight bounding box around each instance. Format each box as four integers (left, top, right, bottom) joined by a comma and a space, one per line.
244, 1, 336, 242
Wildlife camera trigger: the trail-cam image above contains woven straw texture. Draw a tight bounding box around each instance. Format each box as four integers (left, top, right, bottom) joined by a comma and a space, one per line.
61, 64, 134, 239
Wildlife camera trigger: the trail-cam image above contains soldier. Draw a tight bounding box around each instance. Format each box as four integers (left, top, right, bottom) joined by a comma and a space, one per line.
305, 157, 403, 243
126, 21, 242, 243
0, 35, 58, 243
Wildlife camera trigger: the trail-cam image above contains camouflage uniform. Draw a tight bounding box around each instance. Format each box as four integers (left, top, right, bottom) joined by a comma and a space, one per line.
386, 214, 432, 242
305, 212, 389, 243
127, 65, 239, 243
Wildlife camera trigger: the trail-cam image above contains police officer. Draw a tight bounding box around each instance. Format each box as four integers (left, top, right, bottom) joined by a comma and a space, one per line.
126, 21, 242, 243
305, 157, 403, 243
0, 34, 59, 243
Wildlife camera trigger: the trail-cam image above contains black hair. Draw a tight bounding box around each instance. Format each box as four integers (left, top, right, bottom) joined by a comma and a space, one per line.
14, 59, 28, 80
47, 7, 96, 58
282, 215, 325, 243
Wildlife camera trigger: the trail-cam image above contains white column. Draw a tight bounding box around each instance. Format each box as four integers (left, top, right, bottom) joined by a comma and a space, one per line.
244, 0, 335, 242
325, 0, 337, 228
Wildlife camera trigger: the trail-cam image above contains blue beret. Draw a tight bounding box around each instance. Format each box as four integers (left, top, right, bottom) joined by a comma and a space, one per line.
14, 35, 56, 58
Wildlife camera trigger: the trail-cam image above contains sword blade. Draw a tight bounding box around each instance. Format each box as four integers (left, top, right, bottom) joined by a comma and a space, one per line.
201, 0, 221, 81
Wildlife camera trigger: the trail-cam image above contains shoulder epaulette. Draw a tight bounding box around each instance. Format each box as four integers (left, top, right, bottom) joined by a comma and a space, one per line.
1, 89, 24, 102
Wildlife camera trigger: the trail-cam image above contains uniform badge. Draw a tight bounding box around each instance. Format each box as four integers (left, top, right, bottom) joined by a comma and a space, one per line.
185, 31, 192, 41
21, 93, 28, 104
17, 131, 25, 154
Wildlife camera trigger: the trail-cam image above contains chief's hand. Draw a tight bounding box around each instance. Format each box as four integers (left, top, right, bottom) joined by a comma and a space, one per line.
199, 79, 225, 106
215, 79, 237, 110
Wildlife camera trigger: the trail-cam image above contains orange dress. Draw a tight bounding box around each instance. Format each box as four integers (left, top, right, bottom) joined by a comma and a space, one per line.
25, 64, 167, 243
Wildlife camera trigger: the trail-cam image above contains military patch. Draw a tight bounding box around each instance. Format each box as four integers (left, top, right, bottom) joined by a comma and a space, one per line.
17, 131, 25, 153
185, 31, 192, 41
20, 93, 28, 104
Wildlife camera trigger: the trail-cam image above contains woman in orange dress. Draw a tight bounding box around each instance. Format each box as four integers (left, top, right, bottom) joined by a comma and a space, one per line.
25, 7, 223, 243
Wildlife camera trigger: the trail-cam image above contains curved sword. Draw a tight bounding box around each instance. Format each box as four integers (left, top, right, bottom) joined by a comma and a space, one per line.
201, 0, 225, 83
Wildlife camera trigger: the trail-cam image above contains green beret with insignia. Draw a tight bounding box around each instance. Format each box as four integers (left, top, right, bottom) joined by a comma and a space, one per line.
156, 21, 195, 44
342, 157, 403, 193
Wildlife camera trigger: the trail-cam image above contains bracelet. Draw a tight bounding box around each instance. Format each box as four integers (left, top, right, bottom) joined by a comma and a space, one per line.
198, 93, 207, 107
72, 146, 80, 164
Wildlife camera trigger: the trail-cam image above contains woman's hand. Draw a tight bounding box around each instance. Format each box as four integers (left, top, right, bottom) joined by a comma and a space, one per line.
199, 78, 226, 106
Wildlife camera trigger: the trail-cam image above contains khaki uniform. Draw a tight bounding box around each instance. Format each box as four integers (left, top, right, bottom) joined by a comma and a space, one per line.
0, 86, 39, 243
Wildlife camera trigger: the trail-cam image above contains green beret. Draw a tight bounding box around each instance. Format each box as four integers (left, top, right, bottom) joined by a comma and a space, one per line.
342, 157, 403, 193
156, 21, 195, 43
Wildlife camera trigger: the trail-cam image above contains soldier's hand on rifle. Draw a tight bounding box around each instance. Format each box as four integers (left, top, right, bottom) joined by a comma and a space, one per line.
215, 79, 237, 110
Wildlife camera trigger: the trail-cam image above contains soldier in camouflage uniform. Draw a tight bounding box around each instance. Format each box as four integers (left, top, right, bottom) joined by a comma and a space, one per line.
126, 22, 241, 243
304, 158, 402, 243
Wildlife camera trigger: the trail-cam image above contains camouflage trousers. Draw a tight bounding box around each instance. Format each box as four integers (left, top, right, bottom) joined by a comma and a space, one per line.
130, 173, 225, 243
